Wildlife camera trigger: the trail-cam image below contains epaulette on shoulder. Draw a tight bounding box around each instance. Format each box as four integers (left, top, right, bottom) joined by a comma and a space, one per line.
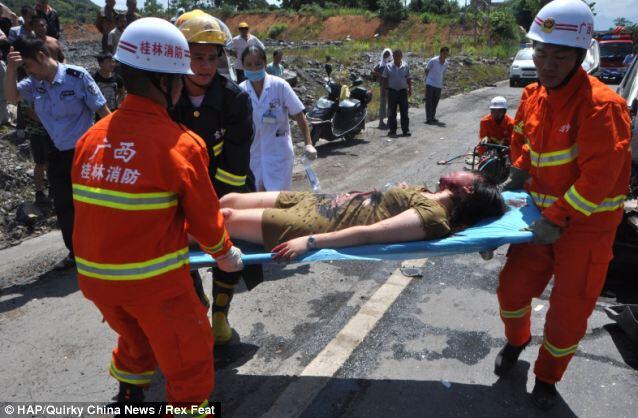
65, 68, 84, 79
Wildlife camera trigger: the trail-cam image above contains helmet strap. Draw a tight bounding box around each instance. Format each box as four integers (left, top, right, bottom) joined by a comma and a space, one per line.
548, 48, 587, 91
147, 72, 178, 117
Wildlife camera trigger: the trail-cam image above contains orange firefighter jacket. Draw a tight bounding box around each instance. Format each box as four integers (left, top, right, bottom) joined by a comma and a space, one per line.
72, 94, 233, 305
511, 68, 632, 230
510, 87, 532, 164
479, 113, 514, 146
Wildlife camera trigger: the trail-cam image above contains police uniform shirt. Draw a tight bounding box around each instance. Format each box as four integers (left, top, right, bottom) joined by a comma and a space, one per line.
18, 63, 107, 151
382, 61, 411, 91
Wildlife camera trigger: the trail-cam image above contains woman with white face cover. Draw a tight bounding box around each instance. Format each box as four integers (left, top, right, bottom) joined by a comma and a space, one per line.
239, 44, 316, 191
372, 48, 392, 129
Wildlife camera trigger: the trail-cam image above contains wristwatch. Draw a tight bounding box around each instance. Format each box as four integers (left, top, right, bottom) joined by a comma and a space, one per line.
307, 236, 317, 250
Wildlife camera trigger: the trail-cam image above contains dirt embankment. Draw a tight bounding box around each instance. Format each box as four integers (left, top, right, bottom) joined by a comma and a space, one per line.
62, 14, 474, 44
224, 14, 402, 40
223, 13, 475, 43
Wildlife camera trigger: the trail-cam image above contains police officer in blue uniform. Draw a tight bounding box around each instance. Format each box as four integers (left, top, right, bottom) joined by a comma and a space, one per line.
5, 37, 109, 268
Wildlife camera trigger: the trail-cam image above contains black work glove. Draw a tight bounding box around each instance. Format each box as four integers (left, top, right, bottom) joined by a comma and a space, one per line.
524, 217, 562, 245
500, 166, 530, 192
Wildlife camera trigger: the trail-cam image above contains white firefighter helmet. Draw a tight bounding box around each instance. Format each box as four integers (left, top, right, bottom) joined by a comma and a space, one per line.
489, 96, 508, 109
114, 17, 193, 75
527, 0, 594, 50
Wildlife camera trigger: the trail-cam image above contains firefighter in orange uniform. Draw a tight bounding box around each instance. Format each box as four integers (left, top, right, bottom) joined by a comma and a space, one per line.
477, 96, 514, 155
495, 0, 632, 410
72, 18, 244, 408
509, 87, 532, 165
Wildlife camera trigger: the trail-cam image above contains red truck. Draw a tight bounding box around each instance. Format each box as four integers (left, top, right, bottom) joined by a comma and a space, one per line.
595, 29, 635, 83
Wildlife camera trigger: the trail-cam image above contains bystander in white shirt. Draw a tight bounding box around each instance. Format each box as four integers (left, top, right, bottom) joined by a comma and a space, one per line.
425, 55, 449, 88
231, 34, 265, 70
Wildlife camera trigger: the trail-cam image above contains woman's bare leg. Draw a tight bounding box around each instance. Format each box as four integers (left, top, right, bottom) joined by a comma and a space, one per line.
220, 192, 280, 209
222, 208, 265, 244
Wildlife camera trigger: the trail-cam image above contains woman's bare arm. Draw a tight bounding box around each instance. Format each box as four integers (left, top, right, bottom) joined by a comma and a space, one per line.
272, 209, 427, 260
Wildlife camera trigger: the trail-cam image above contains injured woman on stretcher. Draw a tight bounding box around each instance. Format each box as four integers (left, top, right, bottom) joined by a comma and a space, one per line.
219, 170, 506, 261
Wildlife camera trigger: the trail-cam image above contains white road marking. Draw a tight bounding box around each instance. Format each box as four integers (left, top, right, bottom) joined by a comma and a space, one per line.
262, 259, 427, 418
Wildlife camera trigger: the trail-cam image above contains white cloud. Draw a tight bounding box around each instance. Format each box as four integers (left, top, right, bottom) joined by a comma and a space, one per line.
593, 0, 638, 30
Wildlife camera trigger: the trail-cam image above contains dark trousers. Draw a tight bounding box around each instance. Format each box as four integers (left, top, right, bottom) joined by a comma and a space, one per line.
387, 88, 409, 134
425, 84, 442, 122
48, 148, 75, 256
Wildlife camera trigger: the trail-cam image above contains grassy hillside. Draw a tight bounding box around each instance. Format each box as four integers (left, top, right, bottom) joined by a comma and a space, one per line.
4, 0, 99, 24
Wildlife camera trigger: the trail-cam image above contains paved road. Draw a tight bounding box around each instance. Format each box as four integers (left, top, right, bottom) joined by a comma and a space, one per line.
1, 81, 636, 418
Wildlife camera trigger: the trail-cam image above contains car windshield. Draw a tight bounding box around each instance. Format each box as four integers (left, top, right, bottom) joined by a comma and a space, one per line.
600, 43, 633, 59
515, 49, 534, 61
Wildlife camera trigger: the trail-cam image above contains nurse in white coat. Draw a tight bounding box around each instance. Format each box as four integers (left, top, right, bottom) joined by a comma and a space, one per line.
239, 45, 317, 191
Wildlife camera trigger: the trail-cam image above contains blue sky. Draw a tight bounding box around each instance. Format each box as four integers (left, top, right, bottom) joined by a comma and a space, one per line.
90, 0, 638, 31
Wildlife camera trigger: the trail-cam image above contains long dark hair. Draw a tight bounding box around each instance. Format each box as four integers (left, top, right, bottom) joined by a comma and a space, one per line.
448, 171, 506, 229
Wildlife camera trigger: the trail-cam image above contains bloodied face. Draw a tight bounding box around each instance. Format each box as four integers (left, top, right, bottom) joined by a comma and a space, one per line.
438, 171, 476, 194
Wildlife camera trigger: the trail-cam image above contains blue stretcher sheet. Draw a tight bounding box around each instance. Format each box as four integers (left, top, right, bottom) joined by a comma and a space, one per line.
189, 191, 541, 268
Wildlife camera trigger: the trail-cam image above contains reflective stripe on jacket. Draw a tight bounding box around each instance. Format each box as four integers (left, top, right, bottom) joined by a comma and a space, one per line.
511, 68, 631, 230
72, 94, 233, 304
510, 87, 532, 164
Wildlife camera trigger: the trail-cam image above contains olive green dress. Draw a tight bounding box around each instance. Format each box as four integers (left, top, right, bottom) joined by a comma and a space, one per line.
261, 186, 450, 250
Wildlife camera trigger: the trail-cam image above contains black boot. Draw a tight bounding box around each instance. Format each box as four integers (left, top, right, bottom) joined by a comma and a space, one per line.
494, 337, 531, 376
116, 382, 145, 402
531, 378, 558, 410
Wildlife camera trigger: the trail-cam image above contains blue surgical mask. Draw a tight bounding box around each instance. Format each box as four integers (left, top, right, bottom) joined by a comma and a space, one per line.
245, 69, 266, 82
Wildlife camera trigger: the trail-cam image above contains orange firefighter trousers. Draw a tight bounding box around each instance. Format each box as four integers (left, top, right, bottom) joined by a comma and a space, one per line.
94, 288, 214, 404
497, 226, 616, 384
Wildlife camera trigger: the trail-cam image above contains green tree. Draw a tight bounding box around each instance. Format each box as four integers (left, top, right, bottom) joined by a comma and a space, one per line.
280, 0, 318, 10
222, 0, 268, 10
142, 0, 164, 16
170, 0, 213, 12
510, 0, 543, 30
489, 8, 516, 40
378, 0, 405, 22
614, 17, 634, 27
420, 0, 459, 15
360, 0, 380, 11
409, 0, 424, 13
511, 0, 596, 30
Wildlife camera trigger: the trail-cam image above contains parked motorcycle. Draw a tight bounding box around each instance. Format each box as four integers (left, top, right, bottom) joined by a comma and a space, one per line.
307, 64, 372, 145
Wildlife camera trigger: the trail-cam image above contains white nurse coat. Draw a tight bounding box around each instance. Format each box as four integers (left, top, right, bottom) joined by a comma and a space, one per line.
240, 74, 305, 191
